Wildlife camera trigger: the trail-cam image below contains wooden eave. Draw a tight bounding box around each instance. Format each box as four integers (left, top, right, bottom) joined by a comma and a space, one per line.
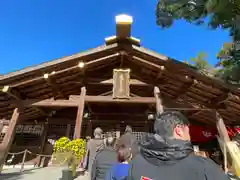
1, 42, 240, 126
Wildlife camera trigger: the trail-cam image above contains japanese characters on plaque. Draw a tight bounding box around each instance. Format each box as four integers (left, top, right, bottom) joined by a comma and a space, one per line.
112, 69, 130, 99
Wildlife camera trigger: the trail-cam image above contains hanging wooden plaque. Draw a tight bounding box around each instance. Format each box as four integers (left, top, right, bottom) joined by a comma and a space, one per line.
113, 69, 130, 99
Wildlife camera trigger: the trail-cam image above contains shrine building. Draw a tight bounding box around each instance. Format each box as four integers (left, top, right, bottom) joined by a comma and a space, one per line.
0, 15, 240, 166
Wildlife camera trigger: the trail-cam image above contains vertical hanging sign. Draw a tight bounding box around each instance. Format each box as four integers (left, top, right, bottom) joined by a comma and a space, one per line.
113, 69, 130, 99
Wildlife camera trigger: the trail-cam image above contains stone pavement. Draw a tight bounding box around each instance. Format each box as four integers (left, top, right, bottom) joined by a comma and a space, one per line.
0, 167, 88, 180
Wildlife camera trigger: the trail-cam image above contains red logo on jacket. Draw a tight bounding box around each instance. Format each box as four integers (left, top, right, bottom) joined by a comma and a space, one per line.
140, 176, 153, 180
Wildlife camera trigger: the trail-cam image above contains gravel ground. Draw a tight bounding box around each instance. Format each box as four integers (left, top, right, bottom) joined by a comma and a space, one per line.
0, 167, 87, 180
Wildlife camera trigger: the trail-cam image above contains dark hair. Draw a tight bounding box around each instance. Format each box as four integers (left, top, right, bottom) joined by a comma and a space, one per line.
125, 125, 132, 133
154, 111, 189, 137
117, 145, 131, 163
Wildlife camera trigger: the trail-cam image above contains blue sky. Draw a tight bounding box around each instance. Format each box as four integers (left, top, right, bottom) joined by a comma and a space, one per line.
0, 0, 230, 74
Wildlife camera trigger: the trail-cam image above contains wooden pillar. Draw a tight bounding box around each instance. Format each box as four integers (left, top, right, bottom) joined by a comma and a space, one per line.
37, 123, 48, 167
66, 124, 71, 138
154, 87, 163, 114
74, 87, 86, 139
0, 108, 20, 171
86, 121, 92, 137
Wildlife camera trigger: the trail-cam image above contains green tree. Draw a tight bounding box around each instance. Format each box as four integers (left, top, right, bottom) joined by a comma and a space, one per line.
156, 0, 240, 30
216, 42, 240, 84
185, 52, 216, 76
189, 52, 210, 70
156, 0, 240, 84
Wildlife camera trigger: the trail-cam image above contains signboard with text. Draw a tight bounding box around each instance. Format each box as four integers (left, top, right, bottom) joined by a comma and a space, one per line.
112, 69, 130, 99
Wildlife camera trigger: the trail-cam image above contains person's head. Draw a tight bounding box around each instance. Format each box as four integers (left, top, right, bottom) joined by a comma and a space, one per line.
154, 111, 190, 141
94, 127, 103, 138
117, 145, 132, 163
125, 125, 133, 133
105, 131, 116, 148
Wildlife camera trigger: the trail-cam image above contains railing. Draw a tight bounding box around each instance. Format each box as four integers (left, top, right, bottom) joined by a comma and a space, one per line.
5, 149, 53, 172
4, 150, 84, 173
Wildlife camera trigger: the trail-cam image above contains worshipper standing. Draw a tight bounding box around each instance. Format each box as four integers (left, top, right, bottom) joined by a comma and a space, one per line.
117, 125, 138, 157
127, 111, 229, 180
91, 132, 117, 180
84, 127, 104, 178
104, 145, 131, 180
82, 136, 92, 170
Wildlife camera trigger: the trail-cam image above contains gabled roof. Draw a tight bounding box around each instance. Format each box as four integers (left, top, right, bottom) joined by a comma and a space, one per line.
1, 15, 240, 126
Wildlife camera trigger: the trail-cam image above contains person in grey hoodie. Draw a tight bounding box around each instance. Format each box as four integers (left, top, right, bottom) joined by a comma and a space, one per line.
84, 127, 104, 178
92, 131, 117, 180
117, 125, 138, 157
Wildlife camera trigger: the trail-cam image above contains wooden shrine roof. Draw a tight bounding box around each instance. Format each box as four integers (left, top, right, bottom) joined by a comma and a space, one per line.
1, 39, 240, 126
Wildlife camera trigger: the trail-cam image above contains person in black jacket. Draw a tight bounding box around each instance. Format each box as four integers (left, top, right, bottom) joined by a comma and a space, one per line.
117, 125, 138, 157
127, 111, 229, 180
91, 132, 118, 180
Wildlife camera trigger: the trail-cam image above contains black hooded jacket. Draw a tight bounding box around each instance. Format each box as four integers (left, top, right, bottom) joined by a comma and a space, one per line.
91, 147, 117, 180
127, 134, 229, 180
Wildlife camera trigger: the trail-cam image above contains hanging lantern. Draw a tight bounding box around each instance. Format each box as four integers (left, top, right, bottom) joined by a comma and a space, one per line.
147, 113, 155, 120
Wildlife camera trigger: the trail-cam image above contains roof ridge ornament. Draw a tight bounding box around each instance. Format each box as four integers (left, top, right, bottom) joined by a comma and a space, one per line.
105, 14, 140, 46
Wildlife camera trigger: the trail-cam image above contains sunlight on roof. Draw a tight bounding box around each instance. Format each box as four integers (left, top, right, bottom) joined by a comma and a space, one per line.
115, 14, 133, 25
78, 62, 85, 68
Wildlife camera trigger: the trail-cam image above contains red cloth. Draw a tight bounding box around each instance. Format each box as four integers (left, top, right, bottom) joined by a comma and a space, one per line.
190, 125, 217, 143
189, 125, 240, 142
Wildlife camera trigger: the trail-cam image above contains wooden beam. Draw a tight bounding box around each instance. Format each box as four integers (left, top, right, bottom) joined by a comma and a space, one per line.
43, 73, 68, 99
17, 99, 77, 107
176, 76, 195, 99
98, 90, 112, 96
89, 113, 148, 121
86, 120, 153, 124
32, 118, 143, 125
76, 95, 156, 104
156, 66, 165, 80
131, 56, 165, 71
187, 90, 229, 118
0, 108, 20, 171
9, 53, 120, 88
74, 87, 86, 139
11, 96, 156, 108
13, 95, 201, 109
88, 78, 148, 87
154, 87, 164, 114
1, 86, 48, 116
208, 92, 230, 106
